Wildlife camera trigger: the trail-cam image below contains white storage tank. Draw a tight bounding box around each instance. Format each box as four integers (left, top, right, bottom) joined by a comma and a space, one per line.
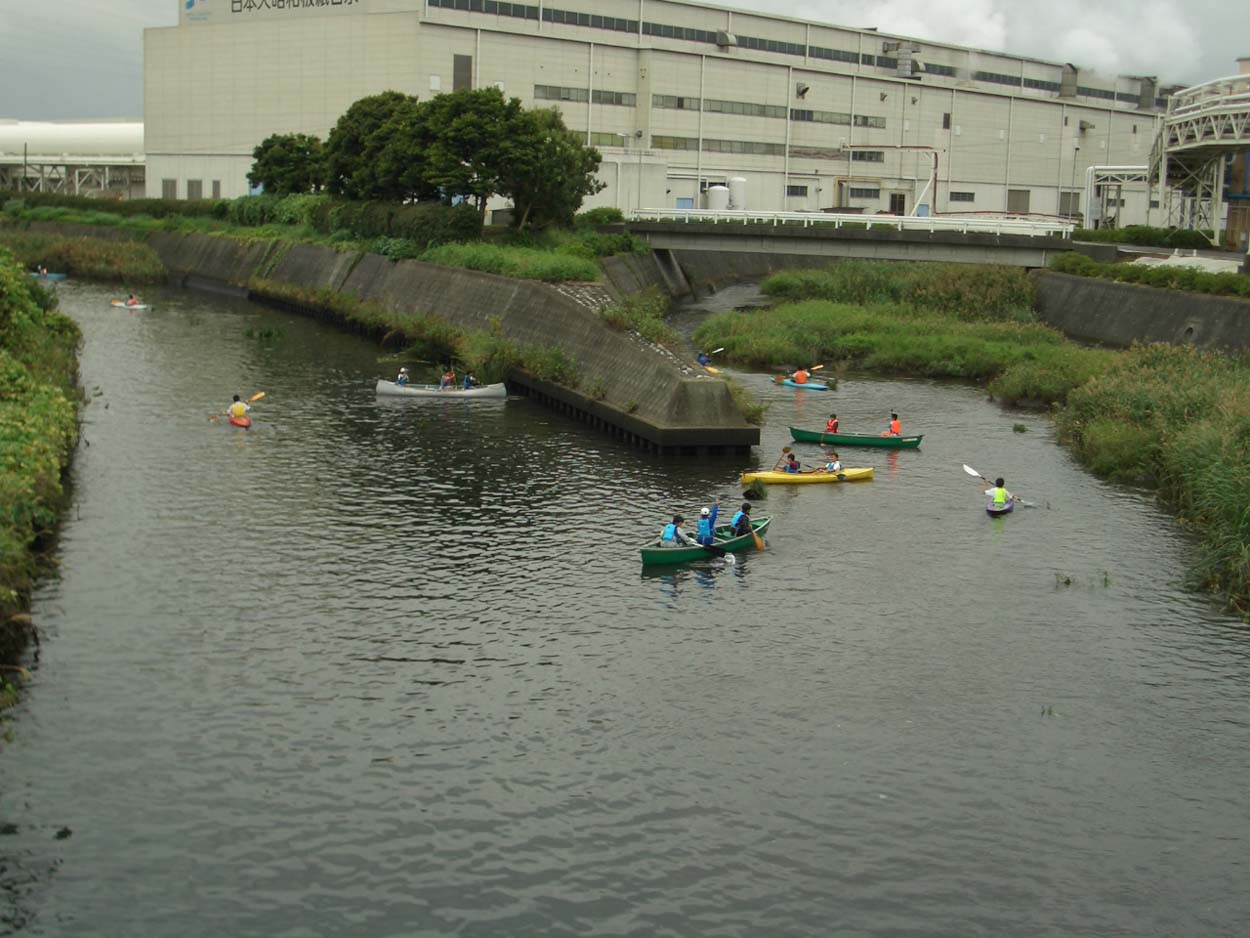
728, 176, 747, 210
705, 185, 730, 211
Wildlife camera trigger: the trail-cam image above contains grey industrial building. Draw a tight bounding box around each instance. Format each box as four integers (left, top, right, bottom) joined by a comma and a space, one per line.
145, 0, 1181, 224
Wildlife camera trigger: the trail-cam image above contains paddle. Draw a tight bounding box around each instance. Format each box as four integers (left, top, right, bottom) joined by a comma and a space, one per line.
772, 445, 793, 470
210, 391, 266, 421
963, 463, 1032, 507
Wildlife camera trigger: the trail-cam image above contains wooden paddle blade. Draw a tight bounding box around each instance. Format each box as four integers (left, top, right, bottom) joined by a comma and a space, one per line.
249, 391, 266, 402
751, 528, 764, 551
810, 364, 825, 371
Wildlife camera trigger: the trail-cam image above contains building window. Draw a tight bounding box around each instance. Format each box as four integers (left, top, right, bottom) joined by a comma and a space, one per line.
1059, 192, 1081, 216
653, 94, 700, 110
186, 180, 203, 200
652, 135, 699, 151
924, 63, 957, 77
788, 145, 846, 161
453, 54, 473, 91
942, 112, 951, 130
588, 132, 625, 147
949, 191, 975, 202
848, 187, 880, 199
535, 84, 587, 103
212, 180, 221, 199
786, 184, 809, 197
853, 115, 886, 129
703, 137, 787, 156
162, 178, 177, 200
1007, 189, 1031, 213
790, 108, 857, 126
851, 150, 884, 162
704, 98, 788, 119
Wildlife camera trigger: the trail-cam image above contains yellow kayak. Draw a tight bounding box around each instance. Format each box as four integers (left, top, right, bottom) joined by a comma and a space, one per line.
741, 466, 874, 485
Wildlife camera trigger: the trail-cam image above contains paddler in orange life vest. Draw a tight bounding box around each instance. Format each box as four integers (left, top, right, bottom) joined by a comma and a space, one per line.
883, 412, 902, 437
825, 413, 839, 433
791, 367, 809, 385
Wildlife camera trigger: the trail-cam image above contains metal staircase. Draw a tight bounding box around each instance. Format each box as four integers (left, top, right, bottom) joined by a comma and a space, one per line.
1148, 73, 1250, 244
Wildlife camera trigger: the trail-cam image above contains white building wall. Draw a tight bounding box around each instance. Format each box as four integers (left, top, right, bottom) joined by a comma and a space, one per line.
145, 0, 1177, 226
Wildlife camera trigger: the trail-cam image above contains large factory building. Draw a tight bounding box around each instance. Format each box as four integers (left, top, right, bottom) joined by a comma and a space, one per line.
145, 0, 1179, 224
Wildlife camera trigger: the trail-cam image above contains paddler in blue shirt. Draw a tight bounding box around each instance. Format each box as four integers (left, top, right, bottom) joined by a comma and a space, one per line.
695, 499, 720, 546
463, 371, 478, 389
783, 453, 802, 473
660, 514, 692, 547
697, 350, 711, 367
730, 502, 753, 537
395, 366, 410, 386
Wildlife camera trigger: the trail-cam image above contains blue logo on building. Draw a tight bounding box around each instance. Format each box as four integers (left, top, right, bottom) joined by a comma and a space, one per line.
185, 0, 195, 8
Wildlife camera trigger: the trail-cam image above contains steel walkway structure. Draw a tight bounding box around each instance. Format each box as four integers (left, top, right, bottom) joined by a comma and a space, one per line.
1148, 72, 1250, 245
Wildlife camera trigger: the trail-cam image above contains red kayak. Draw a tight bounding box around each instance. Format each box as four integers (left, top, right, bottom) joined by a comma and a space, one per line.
228, 415, 252, 429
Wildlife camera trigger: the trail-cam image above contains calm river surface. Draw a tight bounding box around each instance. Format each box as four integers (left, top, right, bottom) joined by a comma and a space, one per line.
2, 280, 1249, 937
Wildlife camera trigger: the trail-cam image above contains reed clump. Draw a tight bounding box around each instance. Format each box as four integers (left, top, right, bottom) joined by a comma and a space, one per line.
1056, 343, 1250, 613
0, 231, 166, 283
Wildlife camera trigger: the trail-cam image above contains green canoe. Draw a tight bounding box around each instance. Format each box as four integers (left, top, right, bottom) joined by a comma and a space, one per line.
639, 517, 771, 566
789, 426, 923, 449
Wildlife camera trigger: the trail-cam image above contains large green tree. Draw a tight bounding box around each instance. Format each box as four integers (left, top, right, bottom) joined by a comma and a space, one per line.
323, 90, 418, 201
420, 88, 524, 215
498, 108, 605, 229
246, 133, 323, 194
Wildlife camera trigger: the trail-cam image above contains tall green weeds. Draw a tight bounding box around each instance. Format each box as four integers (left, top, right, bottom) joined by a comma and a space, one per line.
1057, 344, 1250, 614
0, 231, 166, 283
0, 249, 81, 672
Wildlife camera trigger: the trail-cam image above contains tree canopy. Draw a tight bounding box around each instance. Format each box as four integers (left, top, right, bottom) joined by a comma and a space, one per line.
247, 133, 324, 195
249, 88, 606, 228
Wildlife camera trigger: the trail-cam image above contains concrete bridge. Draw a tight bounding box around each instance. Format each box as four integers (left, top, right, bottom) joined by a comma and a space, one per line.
625, 210, 1076, 278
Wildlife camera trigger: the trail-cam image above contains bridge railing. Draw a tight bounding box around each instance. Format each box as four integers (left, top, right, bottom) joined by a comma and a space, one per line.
627, 208, 1074, 238
1167, 74, 1250, 119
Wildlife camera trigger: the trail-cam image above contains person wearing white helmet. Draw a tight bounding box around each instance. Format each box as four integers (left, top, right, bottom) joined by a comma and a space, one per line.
396, 366, 410, 386
694, 498, 720, 546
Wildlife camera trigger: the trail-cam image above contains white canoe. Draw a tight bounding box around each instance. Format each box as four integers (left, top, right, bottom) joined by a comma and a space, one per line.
110, 302, 150, 310
375, 379, 507, 399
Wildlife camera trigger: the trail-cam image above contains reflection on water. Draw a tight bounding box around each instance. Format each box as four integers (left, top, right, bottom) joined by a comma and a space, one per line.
2, 281, 1249, 937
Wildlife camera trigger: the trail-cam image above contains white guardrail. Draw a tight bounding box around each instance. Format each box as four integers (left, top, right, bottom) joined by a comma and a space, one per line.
627, 208, 1074, 239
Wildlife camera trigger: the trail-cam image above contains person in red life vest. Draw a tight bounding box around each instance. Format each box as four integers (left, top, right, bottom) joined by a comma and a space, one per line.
825, 413, 839, 433
791, 368, 809, 384
439, 367, 455, 389
883, 412, 902, 437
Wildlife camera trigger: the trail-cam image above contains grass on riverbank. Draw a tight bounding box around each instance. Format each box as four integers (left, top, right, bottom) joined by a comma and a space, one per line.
246, 278, 580, 388
702, 261, 1113, 406
0, 230, 166, 284
0, 249, 81, 685
1050, 251, 1250, 298
1057, 343, 1250, 614
2, 194, 648, 284
599, 288, 681, 348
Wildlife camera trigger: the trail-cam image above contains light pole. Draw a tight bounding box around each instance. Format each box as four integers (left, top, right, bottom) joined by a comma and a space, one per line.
1069, 145, 1081, 219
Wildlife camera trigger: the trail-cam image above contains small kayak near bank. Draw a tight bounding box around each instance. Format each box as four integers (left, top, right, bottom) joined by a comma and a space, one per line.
790, 426, 923, 449
376, 379, 507, 399
110, 301, 150, 310
29, 272, 67, 281
779, 378, 829, 390
986, 499, 1014, 516
640, 518, 771, 566
228, 415, 252, 429
741, 466, 874, 485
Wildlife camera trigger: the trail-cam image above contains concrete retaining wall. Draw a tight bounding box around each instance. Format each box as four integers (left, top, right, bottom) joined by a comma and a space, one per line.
148, 232, 757, 451
1034, 271, 1250, 351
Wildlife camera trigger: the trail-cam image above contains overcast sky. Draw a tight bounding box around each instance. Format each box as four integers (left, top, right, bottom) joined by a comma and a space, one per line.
0, 0, 1243, 121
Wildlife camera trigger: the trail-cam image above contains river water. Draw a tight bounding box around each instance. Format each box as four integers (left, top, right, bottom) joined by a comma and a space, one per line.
2, 281, 1248, 937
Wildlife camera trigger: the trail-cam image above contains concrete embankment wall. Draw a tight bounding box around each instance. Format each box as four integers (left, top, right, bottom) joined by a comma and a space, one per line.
1033, 271, 1250, 352
147, 233, 757, 451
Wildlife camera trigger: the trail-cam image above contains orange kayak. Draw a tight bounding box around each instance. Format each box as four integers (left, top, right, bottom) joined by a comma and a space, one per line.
228, 415, 252, 428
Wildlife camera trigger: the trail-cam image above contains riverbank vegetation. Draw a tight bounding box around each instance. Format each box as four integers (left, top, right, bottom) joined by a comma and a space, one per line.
0, 250, 81, 707
0, 229, 166, 284
696, 261, 1113, 405
1050, 252, 1250, 298
246, 278, 579, 387
1073, 225, 1214, 249
698, 258, 1250, 616
1057, 344, 1250, 614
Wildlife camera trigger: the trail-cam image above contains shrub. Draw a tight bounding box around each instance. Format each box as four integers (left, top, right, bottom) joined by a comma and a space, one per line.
575, 207, 626, 226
